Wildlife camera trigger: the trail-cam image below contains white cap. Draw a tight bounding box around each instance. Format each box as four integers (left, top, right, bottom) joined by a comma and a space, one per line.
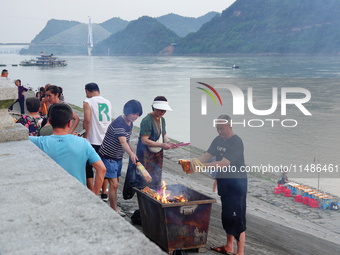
152, 100, 173, 111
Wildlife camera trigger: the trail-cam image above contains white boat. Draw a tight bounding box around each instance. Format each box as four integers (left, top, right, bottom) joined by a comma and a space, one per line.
20, 53, 67, 67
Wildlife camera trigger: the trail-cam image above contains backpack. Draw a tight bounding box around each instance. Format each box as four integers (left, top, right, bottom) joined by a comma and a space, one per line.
131, 209, 142, 226
17, 115, 43, 136
172, 248, 187, 255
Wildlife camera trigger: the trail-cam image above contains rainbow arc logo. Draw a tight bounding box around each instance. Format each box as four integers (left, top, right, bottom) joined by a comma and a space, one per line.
196, 82, 223, 106
196, 82, 223, 115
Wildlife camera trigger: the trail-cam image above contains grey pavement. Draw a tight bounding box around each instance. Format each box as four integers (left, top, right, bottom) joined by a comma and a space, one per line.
0, 139, 165, 255
120, 130, 340, 255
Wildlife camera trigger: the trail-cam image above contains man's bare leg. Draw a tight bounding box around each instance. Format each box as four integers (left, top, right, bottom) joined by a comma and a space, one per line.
225, 234, 234, 253
234, 232, 245, 255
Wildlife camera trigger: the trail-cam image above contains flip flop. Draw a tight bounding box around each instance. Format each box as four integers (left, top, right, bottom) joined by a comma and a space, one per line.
210, 246, 233, 255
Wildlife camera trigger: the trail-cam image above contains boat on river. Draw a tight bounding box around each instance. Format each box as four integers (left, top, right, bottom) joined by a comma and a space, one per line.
20, 53, 67, 67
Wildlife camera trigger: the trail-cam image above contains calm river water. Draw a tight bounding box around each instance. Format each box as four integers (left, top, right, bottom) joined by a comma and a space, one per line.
2, 54, 340, 196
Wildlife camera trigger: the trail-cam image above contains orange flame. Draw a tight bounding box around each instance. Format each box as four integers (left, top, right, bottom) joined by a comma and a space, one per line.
141, 181, 187, 203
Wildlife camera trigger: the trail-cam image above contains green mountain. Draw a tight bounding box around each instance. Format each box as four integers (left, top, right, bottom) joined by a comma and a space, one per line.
19, 13, 221, 56
156, 12, 219, 37
22, 23, 111, 55
92, 16, 180, 55
20, 18, 125, 55
175, 0, 340, 54
99, 17, 129, 34
31, 19, 80, 43
20, 19, 80, 55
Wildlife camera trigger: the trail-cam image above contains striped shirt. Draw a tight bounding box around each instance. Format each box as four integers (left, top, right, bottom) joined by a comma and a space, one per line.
99, 115, 132, 159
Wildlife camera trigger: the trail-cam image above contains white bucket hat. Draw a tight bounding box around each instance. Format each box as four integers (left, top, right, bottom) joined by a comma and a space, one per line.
152, 100, 173, 111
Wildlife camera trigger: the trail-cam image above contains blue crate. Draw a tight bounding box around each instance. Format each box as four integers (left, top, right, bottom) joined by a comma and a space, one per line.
320, 198, 332, 210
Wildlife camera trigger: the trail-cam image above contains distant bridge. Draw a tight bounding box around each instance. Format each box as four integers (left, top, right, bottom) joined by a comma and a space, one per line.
0, 42, 86, 54
1, 19, 101, 53
0, 43, 31, 46
0, 43, 90, 46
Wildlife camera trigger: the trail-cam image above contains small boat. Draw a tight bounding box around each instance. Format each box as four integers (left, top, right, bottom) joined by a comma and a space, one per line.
232, 64, 239, 69
20, 53, 67, 67
12, 64, 18, 67
0, 64, 6, 67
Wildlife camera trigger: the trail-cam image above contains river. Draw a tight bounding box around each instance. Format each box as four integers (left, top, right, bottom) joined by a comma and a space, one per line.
2, 53, 340, 196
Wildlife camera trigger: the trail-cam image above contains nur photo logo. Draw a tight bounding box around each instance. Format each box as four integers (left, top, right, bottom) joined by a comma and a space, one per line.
194, 79, 312, 128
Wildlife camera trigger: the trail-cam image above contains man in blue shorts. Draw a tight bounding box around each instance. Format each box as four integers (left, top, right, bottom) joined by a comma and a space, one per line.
99, 100, 143, 216
198, 114, 247, 255
29, 103, 106, 195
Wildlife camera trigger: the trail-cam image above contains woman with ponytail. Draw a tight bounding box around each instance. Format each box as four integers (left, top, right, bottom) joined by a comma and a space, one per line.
44, 85, 80, 134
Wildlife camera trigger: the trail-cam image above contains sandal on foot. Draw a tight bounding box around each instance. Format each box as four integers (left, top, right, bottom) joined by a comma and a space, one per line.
210, 246, 233, 255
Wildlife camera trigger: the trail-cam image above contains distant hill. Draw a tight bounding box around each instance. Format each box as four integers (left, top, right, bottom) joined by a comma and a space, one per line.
21, 22, 111, 55
22, 1, 340, 56
176, 0, 340, 54
40, 23, 110, 45
19, 12, 225, 56
31, 19, 80, 43
92, 16, 180, 55
99, 17, 129, 34
156, 12, 219, 37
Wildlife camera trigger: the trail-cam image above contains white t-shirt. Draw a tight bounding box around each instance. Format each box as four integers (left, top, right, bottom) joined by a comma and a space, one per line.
83, 96, 112, 145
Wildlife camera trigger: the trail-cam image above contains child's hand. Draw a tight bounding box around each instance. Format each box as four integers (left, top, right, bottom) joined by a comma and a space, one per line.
129, 153, 138, 164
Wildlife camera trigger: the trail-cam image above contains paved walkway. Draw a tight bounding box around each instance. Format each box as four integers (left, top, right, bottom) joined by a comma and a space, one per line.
108, 130, 340, 255
74, 103, 340, 255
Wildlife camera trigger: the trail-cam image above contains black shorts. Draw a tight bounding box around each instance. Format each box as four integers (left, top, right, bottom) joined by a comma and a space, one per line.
218, 178, 247, 241
86, 144, 100, 179
221, 195, 247, 241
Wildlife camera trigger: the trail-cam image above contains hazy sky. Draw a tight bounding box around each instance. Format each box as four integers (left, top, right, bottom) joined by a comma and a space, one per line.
0, 0, 236, 43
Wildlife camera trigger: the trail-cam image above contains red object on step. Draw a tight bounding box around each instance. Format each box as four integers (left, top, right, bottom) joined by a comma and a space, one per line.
302, 197, 309, 205
284, 189, 292, 197
308, 198, 319, 208
294, 195, 303, 202
274, 187, 282, 194
280, 186, 287, 192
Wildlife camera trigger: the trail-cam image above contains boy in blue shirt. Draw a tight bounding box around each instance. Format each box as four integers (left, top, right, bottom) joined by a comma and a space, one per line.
29, 103, 106, 195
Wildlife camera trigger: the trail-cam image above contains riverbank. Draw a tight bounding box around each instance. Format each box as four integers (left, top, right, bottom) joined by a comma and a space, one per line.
69, 105, 340, 254
11, 96, 340, 254
122, 131, 340, 255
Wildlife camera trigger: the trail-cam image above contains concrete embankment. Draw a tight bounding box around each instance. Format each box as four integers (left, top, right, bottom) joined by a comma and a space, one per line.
0, 138, 165, 255
1, 96, 165, 254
